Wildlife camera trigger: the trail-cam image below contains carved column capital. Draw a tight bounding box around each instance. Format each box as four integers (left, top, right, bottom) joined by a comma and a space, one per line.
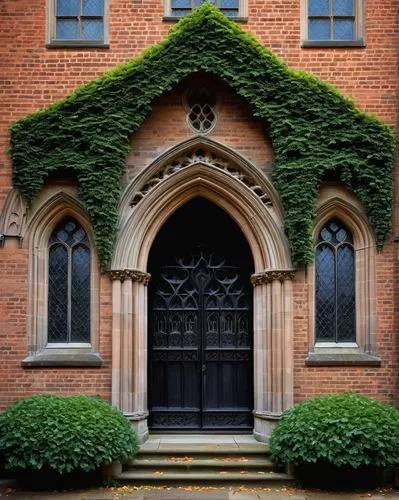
251, 269, 295, 286
108, 269, 151, 285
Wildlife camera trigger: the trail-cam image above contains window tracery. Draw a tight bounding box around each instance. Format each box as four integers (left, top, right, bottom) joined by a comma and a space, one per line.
186, 88, 217, 134
315, 218, 355, 343
48, 217, 91, 344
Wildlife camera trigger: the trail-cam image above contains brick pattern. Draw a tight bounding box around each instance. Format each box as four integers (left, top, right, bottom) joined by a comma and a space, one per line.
0, 0, 398, 410
293, 242, 397, 405
0, 243, 112, 408
125, 77, 275, 183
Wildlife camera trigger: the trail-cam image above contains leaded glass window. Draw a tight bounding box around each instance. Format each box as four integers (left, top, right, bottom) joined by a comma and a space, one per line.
186, 87, 217, 134
308, 0, 356, 41
170, 0, 240, 18
54, 0, 105, 41
315, 219, 356, 342
48, 218, 90, 344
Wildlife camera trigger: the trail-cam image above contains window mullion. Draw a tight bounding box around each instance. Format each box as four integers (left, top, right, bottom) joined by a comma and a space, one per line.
334, 247, 338, 342
329, 0, 333, 40
79, 0, 83, 40
67, 246, 72, 343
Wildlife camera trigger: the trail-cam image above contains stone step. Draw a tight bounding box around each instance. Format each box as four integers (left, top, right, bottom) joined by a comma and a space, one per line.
116, 469, 293, 484
137, 444, 270, 456
126, 456, 275, 470
116, 435, 291, 486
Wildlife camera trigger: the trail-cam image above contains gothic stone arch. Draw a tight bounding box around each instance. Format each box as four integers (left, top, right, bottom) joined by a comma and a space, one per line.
111, 139, 294, 443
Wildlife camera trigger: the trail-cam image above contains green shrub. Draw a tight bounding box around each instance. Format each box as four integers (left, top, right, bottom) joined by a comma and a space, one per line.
270, 393, 399, 469
0, 394, 137, 473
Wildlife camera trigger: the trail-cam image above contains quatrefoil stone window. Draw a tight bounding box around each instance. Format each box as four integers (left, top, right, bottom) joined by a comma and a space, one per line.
186, 87, 217, 134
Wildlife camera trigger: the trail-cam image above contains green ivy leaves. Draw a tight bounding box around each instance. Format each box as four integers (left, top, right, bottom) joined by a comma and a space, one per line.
10, 3, 394, 269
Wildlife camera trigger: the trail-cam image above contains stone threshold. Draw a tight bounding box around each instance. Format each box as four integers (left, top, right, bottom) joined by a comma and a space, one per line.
139, 434, 269, 453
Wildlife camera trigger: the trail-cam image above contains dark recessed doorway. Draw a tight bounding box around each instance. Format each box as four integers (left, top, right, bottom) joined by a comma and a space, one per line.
148, 197, 254, 430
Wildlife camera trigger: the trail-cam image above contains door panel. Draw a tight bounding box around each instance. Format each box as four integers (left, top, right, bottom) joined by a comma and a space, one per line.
149, 252, 253, 430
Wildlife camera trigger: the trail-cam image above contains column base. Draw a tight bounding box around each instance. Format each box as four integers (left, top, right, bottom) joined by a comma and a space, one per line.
253, 412, 281, 443
124, 412, 149, 444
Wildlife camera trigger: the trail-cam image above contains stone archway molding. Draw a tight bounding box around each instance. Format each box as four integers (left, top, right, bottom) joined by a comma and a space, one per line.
110, 140, 294, 443
115, 137, 290, 272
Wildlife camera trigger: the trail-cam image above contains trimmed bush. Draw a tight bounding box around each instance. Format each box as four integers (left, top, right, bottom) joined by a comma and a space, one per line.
0, 394, 137, 473
270, 393, 399, 469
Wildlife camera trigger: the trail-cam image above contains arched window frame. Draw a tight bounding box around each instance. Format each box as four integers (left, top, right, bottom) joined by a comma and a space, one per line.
306, 186, 381, 366
22, 188, 102, 367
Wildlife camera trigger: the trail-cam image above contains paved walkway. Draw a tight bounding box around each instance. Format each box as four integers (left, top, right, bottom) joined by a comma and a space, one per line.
1, 484, 399, 500
1, 435, 398, 498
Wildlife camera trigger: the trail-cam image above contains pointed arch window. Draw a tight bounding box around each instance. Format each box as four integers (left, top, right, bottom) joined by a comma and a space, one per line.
48, 217, 91, 344
315, 218, 355, 343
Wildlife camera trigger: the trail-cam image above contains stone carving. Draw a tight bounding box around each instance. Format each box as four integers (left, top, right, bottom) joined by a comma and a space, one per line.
251, 270, 295, 286
202, 412, 251, 427
151, 412, 199, 428
108, 269, 151, 285
130, 148, 272, 207
0, 189, 27, 243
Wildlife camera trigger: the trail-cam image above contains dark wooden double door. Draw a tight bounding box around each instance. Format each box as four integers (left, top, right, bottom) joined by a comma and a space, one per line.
148, 198, 253, 431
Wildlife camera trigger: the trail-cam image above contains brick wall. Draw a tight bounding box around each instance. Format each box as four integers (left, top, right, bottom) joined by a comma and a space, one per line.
125, 76, 275, 183
293, 245, 398, 405
0, 239, 112, 408
0, 0, 398, 410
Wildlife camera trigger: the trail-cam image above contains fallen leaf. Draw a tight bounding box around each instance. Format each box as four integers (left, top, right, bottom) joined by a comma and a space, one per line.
169, 455, 193, 462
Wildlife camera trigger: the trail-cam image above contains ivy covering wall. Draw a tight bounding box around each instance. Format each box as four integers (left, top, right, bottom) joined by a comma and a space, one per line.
10, 3, 394, 269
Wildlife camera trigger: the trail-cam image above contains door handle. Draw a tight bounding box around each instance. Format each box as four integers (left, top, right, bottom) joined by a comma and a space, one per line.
202, 364, 206, 372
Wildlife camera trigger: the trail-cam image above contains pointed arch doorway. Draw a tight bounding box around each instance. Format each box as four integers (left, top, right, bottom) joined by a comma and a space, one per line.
111, 139, 295, 443
148, 197, 254, 430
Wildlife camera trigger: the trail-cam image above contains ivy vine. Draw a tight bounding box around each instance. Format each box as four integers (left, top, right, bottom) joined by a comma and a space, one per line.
10, 3, 394, 269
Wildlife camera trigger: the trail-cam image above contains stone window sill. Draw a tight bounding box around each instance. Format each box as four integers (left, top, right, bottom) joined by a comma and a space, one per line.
46, 41, 109, 49
163, 16, 248, 23
22, 352, 103, 367
306, 349, 381, 367
301, 40, 365, 48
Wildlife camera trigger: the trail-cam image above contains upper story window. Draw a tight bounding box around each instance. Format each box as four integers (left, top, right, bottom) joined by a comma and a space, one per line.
164, 0, 247, 19
47, 0, 109, 48
301, 0, 365, 47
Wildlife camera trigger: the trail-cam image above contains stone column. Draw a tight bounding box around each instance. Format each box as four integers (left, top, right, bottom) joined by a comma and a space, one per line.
251, 270, 294, 442
109, 269, 151, 443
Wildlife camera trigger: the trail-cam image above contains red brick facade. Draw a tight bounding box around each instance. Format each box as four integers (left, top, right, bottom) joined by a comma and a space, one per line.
0, 0, 398, 429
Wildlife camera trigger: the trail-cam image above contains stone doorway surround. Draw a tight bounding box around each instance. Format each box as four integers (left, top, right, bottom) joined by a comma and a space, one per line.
110, 137, 294, 443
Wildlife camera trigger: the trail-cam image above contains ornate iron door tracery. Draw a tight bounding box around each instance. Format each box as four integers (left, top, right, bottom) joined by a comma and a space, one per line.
149, 253, 253, 430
